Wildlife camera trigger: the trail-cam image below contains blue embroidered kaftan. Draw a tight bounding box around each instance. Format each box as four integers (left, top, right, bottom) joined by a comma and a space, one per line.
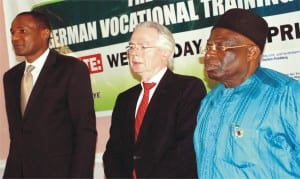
194, 67, 300, 179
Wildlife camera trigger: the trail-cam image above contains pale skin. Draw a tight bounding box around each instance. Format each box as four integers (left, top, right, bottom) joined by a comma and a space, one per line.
204, 28, 261, 88
10, 14, 50, 63
128, 27, 171, 82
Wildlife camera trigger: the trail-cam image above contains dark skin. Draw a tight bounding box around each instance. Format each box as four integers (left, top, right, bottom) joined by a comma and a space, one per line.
10, 14, 50, 63
204, 28, 261, 88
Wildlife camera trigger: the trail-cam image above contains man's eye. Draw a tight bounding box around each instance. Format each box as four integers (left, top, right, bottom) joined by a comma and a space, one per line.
10, 29, 27, 36
128, 45, 135, 50
141, 45, 152, 49
216, 46, 226, 51
19, 29, 26, 33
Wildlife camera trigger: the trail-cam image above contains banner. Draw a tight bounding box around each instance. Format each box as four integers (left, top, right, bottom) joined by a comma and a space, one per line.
3, 0, 300, 116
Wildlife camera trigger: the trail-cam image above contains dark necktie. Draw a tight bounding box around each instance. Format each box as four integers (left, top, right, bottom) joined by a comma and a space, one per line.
20, 65, 35, 115
135, 82, 156, 141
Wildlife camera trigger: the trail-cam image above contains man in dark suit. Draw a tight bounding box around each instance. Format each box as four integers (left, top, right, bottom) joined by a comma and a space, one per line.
103, 21, 207, 178
3, 11, 97, 178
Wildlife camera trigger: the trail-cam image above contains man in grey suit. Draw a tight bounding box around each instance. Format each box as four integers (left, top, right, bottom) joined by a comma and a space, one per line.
103, 21, 207, 178
3, 11, 97, 178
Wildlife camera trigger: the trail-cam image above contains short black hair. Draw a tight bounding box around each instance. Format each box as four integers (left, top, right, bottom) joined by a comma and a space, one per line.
16, 10, 51, 30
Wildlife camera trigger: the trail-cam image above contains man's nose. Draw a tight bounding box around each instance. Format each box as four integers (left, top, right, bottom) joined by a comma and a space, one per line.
11, 33, 20, 42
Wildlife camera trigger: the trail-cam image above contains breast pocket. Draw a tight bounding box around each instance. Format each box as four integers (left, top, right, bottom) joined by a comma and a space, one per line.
227, 127, 260, 168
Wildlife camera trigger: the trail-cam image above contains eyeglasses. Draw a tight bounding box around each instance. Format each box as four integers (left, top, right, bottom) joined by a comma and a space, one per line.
126, 43, 156, 54
200, 43, 253, 54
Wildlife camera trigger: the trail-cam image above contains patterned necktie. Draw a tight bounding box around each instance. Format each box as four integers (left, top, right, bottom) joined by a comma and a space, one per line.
20, 65, 35, 115
135, 82, 156, 141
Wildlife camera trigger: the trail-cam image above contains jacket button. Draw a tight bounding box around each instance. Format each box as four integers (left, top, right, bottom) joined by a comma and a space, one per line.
133, 155, 141, 160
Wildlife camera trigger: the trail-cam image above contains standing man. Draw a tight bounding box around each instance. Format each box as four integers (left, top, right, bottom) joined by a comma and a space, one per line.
3, 11, 97, 178
194, 8, 300, 178
103, 21, 206, 178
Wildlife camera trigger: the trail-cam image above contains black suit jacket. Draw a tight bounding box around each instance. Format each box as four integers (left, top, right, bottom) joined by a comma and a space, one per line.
103, 69, 206, 178
3, 49, 97, 178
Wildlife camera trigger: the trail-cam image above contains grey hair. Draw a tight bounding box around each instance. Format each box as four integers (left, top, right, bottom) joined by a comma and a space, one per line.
133, 21, 175, 68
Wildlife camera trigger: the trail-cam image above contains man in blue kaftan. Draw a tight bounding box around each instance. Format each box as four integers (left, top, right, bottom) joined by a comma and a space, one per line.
193, 8, 300, 178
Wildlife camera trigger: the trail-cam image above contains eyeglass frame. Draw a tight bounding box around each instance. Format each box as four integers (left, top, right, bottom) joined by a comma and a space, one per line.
200, 43, 254, 54
126, 43, 157, 55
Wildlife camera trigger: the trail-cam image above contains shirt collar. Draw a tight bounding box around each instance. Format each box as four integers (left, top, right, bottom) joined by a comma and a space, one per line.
25, 48, 49, 70
141, 67, 167, 87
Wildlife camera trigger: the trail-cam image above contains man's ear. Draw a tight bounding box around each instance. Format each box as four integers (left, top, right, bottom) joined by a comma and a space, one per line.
42, 29, 51, 40
161, 49, 171, 59
247, 45, 261, 62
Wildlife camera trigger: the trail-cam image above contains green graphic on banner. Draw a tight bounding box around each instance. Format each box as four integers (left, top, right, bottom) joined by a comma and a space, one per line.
31, 0, 300, 115
33, 0, 299, 52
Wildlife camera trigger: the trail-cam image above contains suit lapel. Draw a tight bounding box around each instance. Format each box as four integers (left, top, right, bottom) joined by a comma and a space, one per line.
13, 63, 26, 118
23, 50, 57, 117
135, 70, 174, 144
128, 86, 142, 144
